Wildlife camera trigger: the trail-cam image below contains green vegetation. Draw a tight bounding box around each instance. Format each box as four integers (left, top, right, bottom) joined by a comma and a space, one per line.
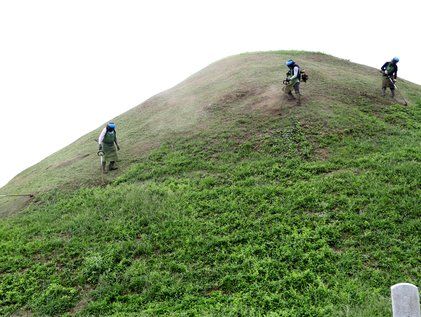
0, 52, 420, 316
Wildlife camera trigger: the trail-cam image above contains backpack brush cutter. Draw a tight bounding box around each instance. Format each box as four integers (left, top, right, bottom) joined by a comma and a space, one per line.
283, 70, 309, 85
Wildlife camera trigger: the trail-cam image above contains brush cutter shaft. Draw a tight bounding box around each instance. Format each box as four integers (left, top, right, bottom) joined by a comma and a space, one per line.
387, 76, 408, 105
387, 76, 397, 89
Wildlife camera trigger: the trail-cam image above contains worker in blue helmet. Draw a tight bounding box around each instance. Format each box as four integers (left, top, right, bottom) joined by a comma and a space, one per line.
381, 57, 399, 97
284, 59, 302, 104
98, 122, 120, 173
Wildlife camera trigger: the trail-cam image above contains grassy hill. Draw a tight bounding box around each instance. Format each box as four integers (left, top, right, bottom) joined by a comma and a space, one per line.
0, 51, 420, 316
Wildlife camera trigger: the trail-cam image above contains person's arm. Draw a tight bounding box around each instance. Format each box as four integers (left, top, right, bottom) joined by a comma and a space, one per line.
98, 128, 106, 149
381, 62, 388, 71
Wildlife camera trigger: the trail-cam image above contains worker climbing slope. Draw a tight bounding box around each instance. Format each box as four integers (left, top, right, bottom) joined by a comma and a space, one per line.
98, 122, 120, 173
381, 57, 399, 97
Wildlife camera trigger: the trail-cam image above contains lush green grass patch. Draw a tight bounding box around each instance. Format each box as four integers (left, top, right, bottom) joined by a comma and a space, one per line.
1, 98, 420, 316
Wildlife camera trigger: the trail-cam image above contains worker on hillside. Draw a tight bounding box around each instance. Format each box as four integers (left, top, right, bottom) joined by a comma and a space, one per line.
381, 57, 399, 97
98, 122, 120, 173
284, 59, 302, 105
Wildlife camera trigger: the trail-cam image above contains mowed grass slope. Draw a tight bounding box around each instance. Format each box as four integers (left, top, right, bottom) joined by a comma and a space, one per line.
0, 51, 420, 316
2, 51, 419, 215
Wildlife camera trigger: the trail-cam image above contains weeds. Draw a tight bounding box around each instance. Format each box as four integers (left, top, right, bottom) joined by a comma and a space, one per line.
0, 53, 420, 316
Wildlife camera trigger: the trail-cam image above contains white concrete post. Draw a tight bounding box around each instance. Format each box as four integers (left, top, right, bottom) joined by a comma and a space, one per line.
391, 283, 420, 317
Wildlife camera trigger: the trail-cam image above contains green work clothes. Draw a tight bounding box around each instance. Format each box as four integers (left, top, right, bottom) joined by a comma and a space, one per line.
101, 131, 118, 162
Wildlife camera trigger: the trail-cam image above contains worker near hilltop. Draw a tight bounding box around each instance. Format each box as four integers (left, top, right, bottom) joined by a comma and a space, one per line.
98, 122, 120, 173
381, 57, 399, 98
283, 59, 304, 105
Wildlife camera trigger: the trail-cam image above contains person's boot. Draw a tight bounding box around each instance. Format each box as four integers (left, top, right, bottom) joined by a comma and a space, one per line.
391, 89, 395, 98
109, 161, 118, 171
286, 91, 295, 100
381, 88, 386, 97
296, 93, 301, 106
101, 161, 107, 174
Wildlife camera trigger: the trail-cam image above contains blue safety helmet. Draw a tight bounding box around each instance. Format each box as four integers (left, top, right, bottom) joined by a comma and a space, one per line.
107, 122, 116, 130
392, 57, 399, 63
285, 59, 295, 67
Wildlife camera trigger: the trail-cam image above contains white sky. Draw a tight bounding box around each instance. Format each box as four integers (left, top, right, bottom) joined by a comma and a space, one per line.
0, 0, 420, 188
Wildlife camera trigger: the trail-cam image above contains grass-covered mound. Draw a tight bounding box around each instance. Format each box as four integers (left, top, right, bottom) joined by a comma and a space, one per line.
2, 51, 419, 215
0, 52, 420, 316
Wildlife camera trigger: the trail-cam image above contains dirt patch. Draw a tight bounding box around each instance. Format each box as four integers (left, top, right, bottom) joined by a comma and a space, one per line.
69, 286, 94, 316
314, 147, 329, 160
219, 89, 257, 104
247, 84, 300, 116
206, 88, 261, 112
47, 153, 90, 170
0, 195, 34, 217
